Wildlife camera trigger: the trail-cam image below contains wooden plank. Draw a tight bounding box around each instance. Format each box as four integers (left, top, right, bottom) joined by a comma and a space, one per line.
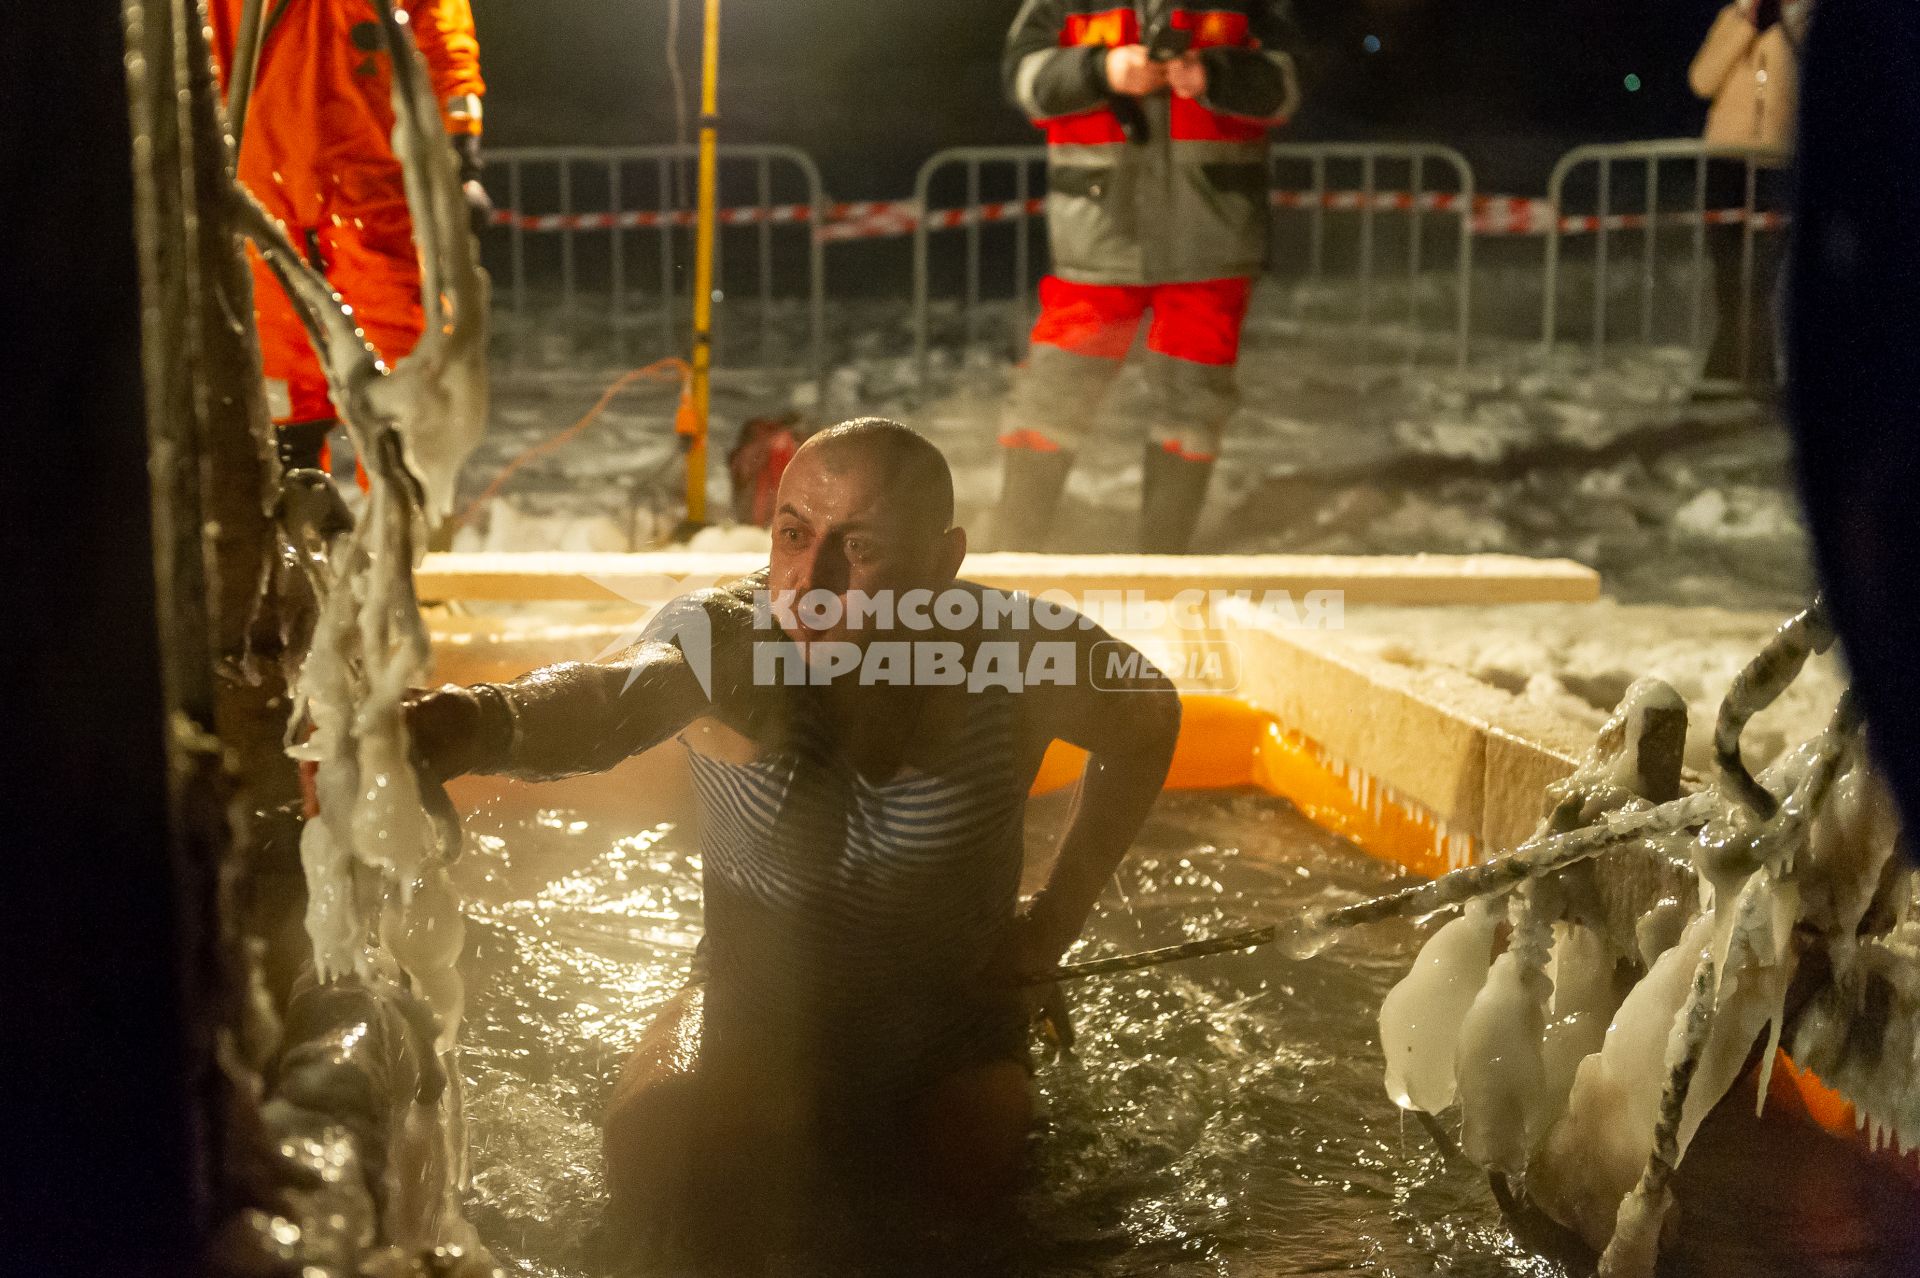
415, 550, 1601, 606
1225, 619, 1590, 854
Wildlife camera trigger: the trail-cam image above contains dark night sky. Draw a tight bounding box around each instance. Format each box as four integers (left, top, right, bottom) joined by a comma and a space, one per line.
471, 1, 1729, 196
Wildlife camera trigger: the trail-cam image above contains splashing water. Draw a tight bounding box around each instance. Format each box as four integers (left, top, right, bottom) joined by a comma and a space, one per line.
451, 789, 1566, 1277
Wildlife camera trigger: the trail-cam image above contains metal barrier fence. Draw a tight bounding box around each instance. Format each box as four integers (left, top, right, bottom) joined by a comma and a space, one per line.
1540, 139, 1790, 387
481, 144, 827, 392
1266, 142, 1475, 370
907, 142, 1477, 387
480, 138, 1790, 405
909, 147, 1050, 388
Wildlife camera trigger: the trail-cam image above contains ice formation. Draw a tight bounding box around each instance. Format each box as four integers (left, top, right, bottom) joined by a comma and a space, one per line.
1379, 900, 1498, 1112
1358, 603, 1917, 1276
1532, 913, 1710, 1249
1539, 922, 1612, 1110
1454, 892, 1555, 1182
236, 2, 490, 1264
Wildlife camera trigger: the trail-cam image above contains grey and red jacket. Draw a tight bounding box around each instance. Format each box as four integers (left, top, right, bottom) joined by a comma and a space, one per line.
1005, 0, 1300, 285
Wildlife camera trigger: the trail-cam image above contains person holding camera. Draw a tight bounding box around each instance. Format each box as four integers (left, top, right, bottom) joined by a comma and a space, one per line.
1689, 0, 1809, 386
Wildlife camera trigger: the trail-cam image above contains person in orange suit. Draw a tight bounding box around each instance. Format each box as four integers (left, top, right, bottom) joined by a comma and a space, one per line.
209, 1, 488, 472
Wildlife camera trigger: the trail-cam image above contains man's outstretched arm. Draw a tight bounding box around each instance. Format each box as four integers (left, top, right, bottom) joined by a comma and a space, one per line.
406, 588, 754, 782
1017, 625, 1183, 967
407, 640, 711, 782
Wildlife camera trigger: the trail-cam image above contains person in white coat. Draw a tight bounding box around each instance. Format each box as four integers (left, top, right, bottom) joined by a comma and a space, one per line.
1689, 0, 1809, 384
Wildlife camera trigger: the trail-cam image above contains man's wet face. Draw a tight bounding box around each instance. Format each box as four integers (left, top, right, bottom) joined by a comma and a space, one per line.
767, 441, 948, 649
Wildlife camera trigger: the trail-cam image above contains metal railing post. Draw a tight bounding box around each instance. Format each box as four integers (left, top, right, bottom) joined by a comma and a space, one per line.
1690, 151, 1708, 357
757, 155, 774, 368
508, 157, 526, 346
785, 145, 829, 407
609, 158, 624, 355
1308, 153, 1326, 288
1357, 151, 1376, 357
1014, 160, 1032, 357
1738, 153, 1758, 384
1454, 154, 1473, 370
1640, 155, 1659, 345
964, 160, 983, 354
1533, 138, 1785, 388
558, 157, 575, 316
1407, 153, 1425, 363
1592, 156, 1611, 373
1542, 151, 1571, 355
911, 154, 937, 389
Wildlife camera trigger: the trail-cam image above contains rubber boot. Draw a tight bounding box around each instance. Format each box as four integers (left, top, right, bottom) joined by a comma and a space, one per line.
988, 446, 1074, 551
276, 418, 335, 473
1138, 443, 1215, 554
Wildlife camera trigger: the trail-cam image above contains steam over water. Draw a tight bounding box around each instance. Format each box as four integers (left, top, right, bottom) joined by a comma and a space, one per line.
452, 789, 1571, 1276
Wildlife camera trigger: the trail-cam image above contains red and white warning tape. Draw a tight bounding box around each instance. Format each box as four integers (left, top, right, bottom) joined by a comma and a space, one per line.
486, 203, 816, 232
488, 192, 1786, 241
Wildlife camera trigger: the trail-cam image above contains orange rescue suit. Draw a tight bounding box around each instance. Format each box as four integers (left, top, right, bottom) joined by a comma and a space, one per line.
210, 0, 485, 426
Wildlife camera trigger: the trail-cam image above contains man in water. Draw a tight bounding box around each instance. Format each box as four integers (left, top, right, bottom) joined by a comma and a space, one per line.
406, 419, 1181, 1247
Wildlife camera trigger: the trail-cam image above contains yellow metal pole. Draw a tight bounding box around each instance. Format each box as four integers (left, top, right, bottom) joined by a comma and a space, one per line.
686, 0, 721, 527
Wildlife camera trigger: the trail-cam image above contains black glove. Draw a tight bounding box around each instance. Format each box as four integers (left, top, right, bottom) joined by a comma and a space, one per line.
404, 682, 515, 781
451, 133, 492, 220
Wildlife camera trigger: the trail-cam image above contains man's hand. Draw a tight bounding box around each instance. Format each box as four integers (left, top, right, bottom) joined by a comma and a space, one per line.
1105, 44, 1169, 97
990, 908, 1078, 1050
295, 685, 493, 816
451, 133, 492, 223
404, 684, 496, 782
1167, 50, 1208, 101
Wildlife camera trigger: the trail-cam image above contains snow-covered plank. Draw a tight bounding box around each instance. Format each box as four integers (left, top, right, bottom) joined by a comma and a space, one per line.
1224, 616, 1590, 858
414, 550, 1601, 605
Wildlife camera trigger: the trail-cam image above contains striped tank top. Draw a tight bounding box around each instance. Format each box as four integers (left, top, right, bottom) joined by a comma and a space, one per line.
682, 682, 1029, 1106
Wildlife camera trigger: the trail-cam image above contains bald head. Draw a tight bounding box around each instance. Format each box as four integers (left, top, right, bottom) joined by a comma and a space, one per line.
768, 419, 966, 639
795, 418, 955, 540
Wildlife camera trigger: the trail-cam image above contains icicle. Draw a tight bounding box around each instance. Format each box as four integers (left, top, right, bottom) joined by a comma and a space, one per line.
1598, 957, 1716, 1278
298, 819, 363, 982
1455, 890, 1557, 1181
253, 2, 492, 1259
1379, 898, 1500, 1113
1531, 914, 1713, 1253
1541, 921, 1614, 1113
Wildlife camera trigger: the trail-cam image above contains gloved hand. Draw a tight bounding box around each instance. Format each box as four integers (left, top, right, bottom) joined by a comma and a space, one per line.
405, 682, 512, 781
451, 133, 492, 222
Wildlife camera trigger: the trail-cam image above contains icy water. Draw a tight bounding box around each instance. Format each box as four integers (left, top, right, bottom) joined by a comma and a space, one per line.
451, 789, 1566, 1277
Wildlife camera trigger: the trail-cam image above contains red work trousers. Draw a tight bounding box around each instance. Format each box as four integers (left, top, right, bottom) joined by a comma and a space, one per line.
1029, 275, 1251, 365
1002, 275, 1252, 460
250, 197, 426, 425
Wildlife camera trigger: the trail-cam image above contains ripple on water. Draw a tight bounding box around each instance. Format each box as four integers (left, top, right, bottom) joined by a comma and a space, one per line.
454, 789, 1568, 1277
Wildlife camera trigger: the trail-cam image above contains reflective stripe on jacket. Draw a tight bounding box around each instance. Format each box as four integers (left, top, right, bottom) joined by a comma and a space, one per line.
1004, 0, 1299, 285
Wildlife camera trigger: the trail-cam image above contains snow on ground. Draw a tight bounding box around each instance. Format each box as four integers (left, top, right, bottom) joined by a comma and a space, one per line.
1333, 601, 1841, 775
443, 284, 1834, 777
455, 285, 1809, 616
